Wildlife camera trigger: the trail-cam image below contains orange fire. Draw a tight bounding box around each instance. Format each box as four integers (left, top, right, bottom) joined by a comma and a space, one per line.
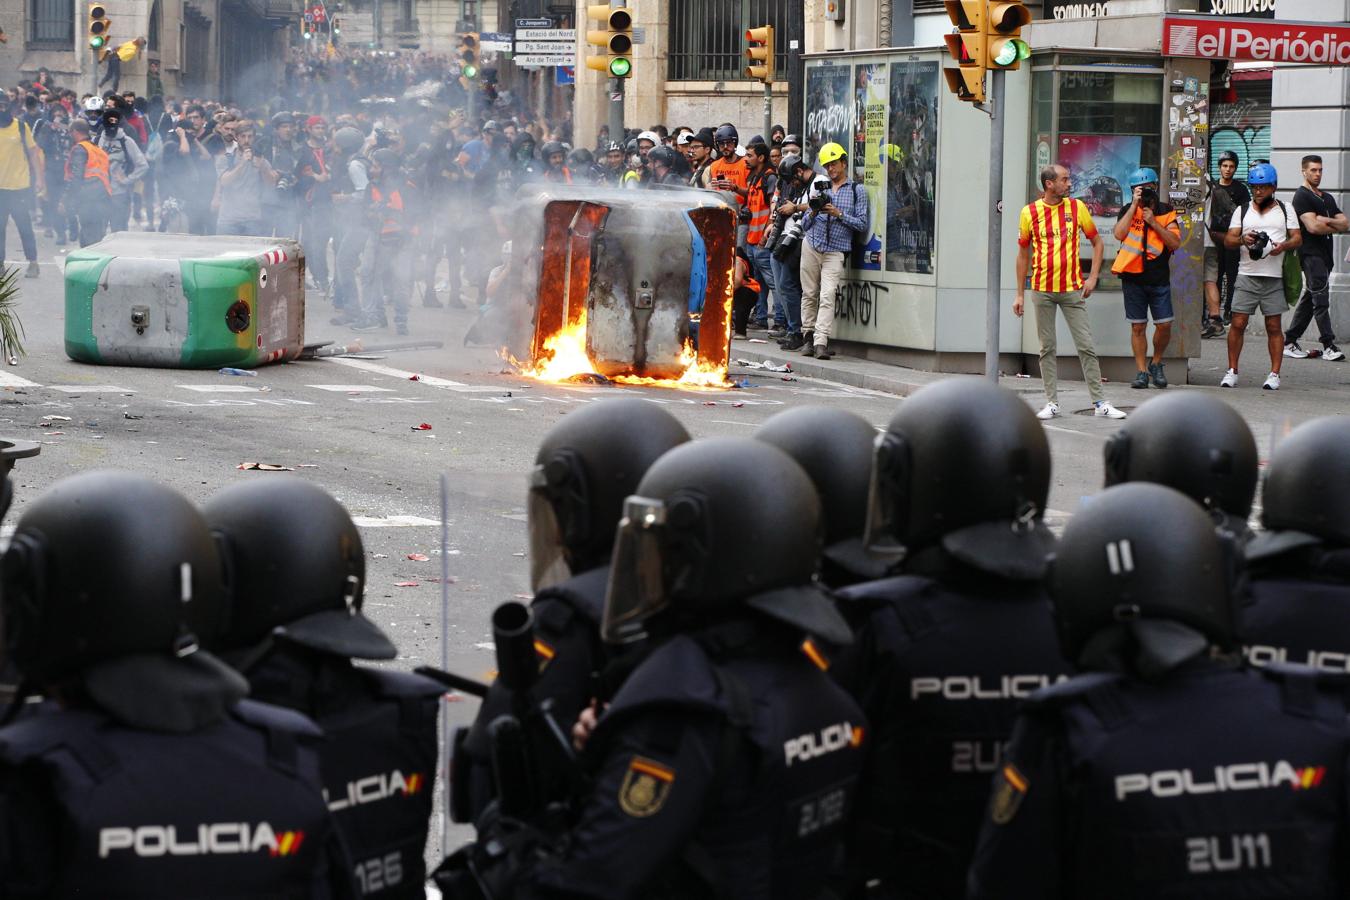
507, 312, 730, 389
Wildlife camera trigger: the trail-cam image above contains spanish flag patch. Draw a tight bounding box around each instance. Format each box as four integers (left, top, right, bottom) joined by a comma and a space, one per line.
618, 756, 675, 818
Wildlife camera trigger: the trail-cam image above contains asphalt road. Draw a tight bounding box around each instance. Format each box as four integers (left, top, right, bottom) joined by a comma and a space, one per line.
7, 228, 1348, 862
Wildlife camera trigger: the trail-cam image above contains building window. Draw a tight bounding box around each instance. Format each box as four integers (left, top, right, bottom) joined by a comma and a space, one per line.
27, 0, 74, 49
148, 0, 162, 51
668, 0, 789, 82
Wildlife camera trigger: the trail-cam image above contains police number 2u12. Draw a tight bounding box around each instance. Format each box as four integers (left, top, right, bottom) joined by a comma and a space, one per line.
355, 851, 403, 893
1187, 833, 1271, 874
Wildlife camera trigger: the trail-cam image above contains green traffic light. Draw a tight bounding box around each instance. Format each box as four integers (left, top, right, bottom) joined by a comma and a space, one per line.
993, 38, 1030, 66
609, 56, 631, 77
89, 35, 105, 48
462, 63, 478, 78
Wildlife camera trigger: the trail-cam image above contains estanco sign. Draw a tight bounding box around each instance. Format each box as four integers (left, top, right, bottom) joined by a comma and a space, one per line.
1164, 16, 1350, 65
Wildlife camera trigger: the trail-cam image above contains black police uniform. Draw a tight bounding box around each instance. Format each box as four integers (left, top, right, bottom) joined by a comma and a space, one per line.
458, 567, 621, 818
1241, 544, 1350, 672
0, 698, 350, 897
248, 649, 442, 899
523, 618, 867, 900
836, 559, 1070, 899
968, 661, 1350, 899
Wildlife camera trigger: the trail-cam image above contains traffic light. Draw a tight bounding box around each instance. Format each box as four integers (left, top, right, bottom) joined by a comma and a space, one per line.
87, 2, 111, 50
585, 3, 633, 79
458, 32, 480, 79
331, 17, 340, 33
942, 0, 984, 103
744, 25, 774, 83
986, 1, 1031, 69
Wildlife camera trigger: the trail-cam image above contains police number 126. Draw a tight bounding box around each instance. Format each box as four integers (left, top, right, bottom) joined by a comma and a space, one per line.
1187, 833, 1271, 874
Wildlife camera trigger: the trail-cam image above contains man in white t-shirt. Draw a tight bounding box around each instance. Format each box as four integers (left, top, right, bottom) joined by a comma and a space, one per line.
1221, 162, 1301, 390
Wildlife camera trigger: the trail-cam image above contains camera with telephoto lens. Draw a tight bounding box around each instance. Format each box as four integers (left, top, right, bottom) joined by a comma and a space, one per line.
1248, 230, 1271, 261
808, 178, 832, 212
1139, 187, 1158, 209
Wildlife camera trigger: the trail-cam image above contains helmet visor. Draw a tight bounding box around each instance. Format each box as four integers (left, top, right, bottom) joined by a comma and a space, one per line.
862, 432, 907, 554
601, 496, 669, 644
527, 467, 572, 593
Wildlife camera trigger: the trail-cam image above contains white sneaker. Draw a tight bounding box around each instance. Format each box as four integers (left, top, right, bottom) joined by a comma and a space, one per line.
1036, 402, 1060, 420
1094, 401, 1127, 419
1220, 368, 1239, 388
1263, 371, 1281, 391
1324, 344, 1345, 362
1283, 341, 1308, 359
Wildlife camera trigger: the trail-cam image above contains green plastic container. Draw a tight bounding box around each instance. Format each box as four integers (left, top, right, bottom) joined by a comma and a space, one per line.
64, 233, 305, 368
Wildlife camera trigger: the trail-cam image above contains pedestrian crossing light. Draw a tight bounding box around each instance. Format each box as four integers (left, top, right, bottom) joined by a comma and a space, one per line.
986, 1, 1031, 70
942, 0, 985, 103
459, 32, 480, 80
585, 3, 633, 79
87, 2, 111, 50
744, 25, 774, 83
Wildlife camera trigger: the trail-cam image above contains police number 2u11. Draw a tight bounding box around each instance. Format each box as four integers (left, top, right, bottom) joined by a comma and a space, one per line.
355, 851, 403, 893
1187, 833, 1271, 874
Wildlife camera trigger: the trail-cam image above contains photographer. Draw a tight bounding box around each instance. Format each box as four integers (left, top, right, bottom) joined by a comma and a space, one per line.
214, 121, 276, 236
766, 154, 810, 351
1222, 162, 1301, 390
793, 142, 868, 360
1111, 167, 1181, 390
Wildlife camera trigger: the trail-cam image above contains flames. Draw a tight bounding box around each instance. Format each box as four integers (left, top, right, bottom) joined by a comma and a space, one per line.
507, 313, 730, 389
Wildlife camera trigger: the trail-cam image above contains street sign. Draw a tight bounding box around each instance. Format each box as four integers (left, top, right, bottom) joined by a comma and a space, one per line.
517, 27, 576, 41
515, 17, 553, 28
479, 30, 512, 51
514, 52, 576, 66
515, 39, 577, 53
556, 65, 575, 85
1163, 15, 1350, 63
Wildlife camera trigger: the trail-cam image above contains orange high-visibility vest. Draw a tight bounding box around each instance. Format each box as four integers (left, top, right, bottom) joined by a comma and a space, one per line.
1111, 207, 1179, 275
370, 185, 403, 235
746, 170, 773, 245
66, 139, 111, 194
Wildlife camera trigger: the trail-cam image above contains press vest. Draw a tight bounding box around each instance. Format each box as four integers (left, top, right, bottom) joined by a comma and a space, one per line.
1111, 206, 1179, 275
369, 185, 405, 237
0, 700, 340, 898
708, 157, 749, 208
589, 624, 866, 899
835, 573, 1071, 898
746, 170, 775, 244
66, 139, 111, 194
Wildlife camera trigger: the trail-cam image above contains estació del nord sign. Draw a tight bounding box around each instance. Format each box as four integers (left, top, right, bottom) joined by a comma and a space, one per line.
1163, 15, 1350, 65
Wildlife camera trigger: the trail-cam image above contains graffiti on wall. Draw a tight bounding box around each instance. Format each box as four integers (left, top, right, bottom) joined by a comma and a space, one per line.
1208, 97, 1271, 179
834, 280, 890, 329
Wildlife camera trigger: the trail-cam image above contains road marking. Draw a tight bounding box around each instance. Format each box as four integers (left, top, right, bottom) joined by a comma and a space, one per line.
0, 371, 41, 388
352, 515, 441, 528
47, 384, 136, 393
306, 384, 395, 392
709, 419, 756, 427
324, 357, 503, 392
177, 384, 268, 393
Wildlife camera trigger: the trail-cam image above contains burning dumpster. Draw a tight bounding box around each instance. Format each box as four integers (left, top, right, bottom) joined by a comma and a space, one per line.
64, 233, 305, 369
510, 186, 737, 386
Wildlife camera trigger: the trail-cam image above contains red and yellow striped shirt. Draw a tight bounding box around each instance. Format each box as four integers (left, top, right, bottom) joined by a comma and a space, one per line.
1018, 198, 1098, 293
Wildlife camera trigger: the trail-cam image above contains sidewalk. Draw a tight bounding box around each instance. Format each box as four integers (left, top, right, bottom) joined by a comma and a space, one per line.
729, 326, 1350, 423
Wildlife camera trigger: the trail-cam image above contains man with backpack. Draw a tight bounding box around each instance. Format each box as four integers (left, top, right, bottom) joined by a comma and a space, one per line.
794, 141, 868, 360
1221, 162, 1301, 391
0, 99, 44, 277
94, 104, 147, 233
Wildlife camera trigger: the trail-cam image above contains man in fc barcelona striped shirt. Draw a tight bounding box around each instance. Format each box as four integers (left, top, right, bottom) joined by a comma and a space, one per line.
1015, 164, 1127, 420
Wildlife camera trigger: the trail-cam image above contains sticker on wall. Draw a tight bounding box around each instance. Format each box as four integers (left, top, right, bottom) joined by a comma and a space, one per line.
1184, 77, 1200, 94
259, 267, 269, 290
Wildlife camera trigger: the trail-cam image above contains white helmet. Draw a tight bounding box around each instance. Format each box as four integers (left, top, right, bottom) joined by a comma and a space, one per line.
637, 130, 660, 146
84, 96, 104, 113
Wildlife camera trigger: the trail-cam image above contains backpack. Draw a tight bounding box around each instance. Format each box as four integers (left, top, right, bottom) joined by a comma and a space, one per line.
1239, 200, 1302, 307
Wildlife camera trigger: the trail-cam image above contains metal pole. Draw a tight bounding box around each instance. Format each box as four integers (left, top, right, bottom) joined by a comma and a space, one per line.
763, 81, 772, 144
608, 76, 624, 144
437, 472, 452, 860
984, 68, 1005, 383
786, 0, 804, 135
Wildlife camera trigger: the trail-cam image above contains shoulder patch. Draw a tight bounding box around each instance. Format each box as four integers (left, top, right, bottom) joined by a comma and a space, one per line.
990, 763, 1028, 825
618, 756, 675, 818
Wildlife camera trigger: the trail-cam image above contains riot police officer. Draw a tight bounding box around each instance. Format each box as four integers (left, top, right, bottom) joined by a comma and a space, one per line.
835, 379, 1071, 900
441, 438, 866, 899
969, 481, 1350, 899
1241, 416, 1350, 671
753, 405, 902, 588
454, 398, 690, 822
0, 471, 354, 896
203, 476, 440, 899
1103, 391, 1258, 542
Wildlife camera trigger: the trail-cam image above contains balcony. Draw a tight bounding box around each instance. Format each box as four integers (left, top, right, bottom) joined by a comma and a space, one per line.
392, 17, 419, 37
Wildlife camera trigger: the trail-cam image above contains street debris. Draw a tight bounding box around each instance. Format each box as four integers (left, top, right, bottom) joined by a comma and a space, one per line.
297, 463, 320, 468
394, 581, 419, 588
565, 372, 612, 385
406, 553, 430, 561
236, 462, 295, 471
703, 401, 717, 406
411, 423, 434, 431
42, 431, 63, 436
40, 415, 71, 422
781, 376, 798, 382
123, 413, 144, 420
733, 402, 745, 408
734, 358, 792, 373
372, 553, 389, 558
218, 367, 257, 377
747, 338, 769, 344
409, 374, 421, 381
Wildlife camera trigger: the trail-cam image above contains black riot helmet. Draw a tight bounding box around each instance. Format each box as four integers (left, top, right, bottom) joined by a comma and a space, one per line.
602, 438, 851, 647
864, 379, 1053, 578
2, 471, 245, 730
1103, 393, 1257, 523
1258, 416, 1350, 550
1050, 483, 1237, 671
778, 153, 808, 181
647, 145, 679, 171
204, 476, 394, 665
714, 124, 739, 146
528, 399, 690, 592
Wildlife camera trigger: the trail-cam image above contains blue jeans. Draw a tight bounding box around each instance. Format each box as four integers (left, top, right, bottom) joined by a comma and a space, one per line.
748, 244, 778, 327
770, 251, 802, 335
